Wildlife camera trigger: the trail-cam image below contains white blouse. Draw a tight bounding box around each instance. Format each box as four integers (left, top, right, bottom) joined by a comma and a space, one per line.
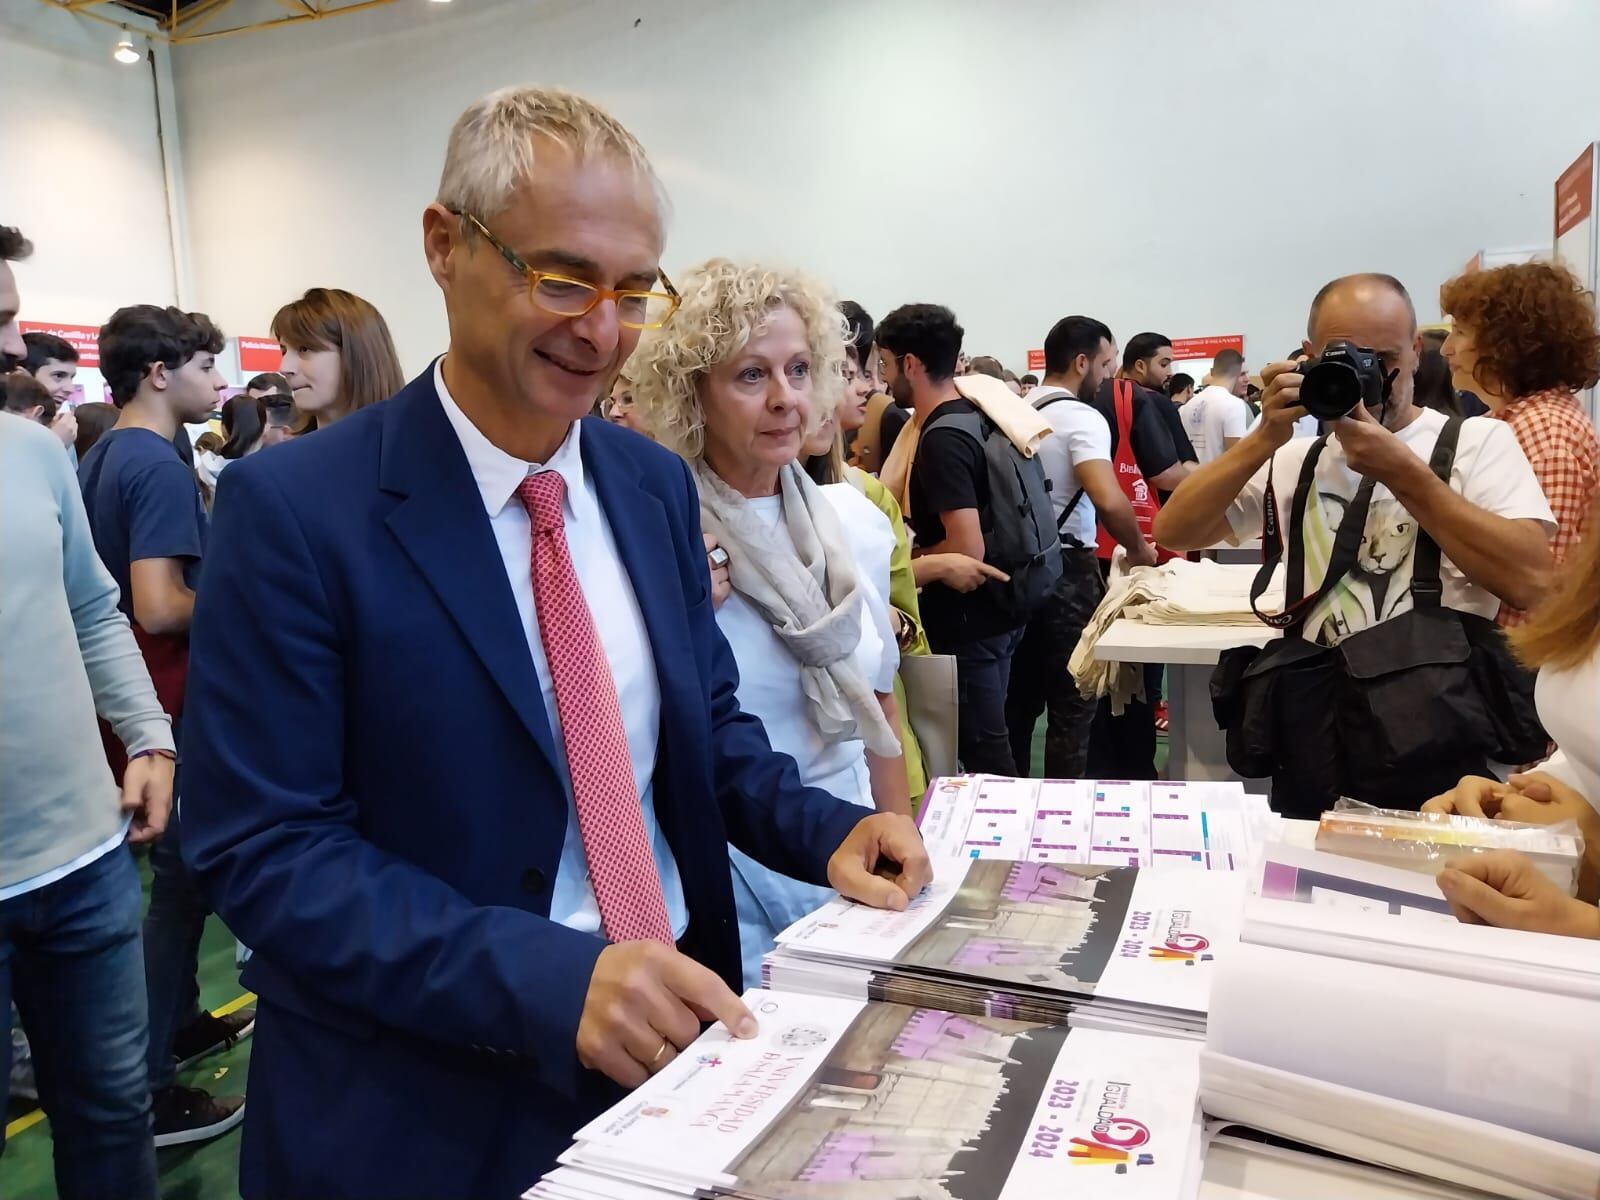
1535, 645, 1600, 813
714, 482, 900, 807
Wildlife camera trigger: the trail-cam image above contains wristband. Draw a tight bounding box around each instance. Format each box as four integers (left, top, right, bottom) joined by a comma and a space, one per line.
130, 748, 176, 763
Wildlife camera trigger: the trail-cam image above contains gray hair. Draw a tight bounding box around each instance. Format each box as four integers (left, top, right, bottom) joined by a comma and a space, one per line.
436, 84, 664, 220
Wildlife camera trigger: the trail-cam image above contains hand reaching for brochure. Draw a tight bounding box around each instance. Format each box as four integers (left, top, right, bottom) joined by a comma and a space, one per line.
577, 941, 759, 1089
827, 812, 934, 913
1437, 850, 1600, 940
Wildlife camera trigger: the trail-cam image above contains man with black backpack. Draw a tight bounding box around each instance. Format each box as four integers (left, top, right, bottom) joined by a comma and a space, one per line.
1156, 273, 1555, 814
1007, 317, 1158, 778
878, 303, 1060, 776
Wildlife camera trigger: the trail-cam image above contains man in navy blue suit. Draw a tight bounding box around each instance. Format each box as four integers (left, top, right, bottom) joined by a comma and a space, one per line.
179, 85, 931, 1200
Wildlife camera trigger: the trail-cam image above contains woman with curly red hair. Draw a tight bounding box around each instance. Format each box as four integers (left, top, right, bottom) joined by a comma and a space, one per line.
1440, 261, 1600, 625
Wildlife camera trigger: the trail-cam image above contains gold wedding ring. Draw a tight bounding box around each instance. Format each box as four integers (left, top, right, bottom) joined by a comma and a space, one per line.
650, 1039, 670, 1067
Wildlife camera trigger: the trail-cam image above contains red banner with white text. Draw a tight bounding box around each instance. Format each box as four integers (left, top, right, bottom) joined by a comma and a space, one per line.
19, 321, 101, 367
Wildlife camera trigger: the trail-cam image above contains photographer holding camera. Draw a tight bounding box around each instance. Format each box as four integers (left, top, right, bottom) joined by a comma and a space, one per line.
1156, 274, 1557, 813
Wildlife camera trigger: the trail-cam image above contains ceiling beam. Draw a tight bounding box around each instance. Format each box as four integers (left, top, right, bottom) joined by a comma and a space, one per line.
40, 0, 401, 46
39, 0, 137, 33
172, 0, 232, 30
173, 0, 397, 44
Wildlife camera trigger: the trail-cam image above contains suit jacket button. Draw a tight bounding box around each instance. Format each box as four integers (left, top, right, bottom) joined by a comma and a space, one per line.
520, 868, 547, 896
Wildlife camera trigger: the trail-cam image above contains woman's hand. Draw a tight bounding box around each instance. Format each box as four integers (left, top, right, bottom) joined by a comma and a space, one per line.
1497, 772, 1600, 902
1495, 771, 1598, 828
703, 534, 732, 609
1423, 775, 1508, 819
1437, 850, 1600, 939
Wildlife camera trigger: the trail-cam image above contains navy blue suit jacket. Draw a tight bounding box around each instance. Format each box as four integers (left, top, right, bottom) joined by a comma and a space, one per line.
180, 370, 868, 1199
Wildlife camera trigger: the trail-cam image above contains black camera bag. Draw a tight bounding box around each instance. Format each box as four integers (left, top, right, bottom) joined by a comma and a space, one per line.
1209, 417, 1546, 817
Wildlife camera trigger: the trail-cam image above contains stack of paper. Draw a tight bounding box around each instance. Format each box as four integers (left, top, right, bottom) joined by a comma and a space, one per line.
918, 775, 1280, 873
526, 989, 1207, 1200
1201, 845, 1600, 1200
764, 858, 1246, 1040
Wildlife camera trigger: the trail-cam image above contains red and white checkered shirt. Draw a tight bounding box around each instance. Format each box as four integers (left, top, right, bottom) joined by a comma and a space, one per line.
1493, 389, 1600, 627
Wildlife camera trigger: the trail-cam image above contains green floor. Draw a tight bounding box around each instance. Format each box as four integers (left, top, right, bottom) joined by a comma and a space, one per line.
1, 716, 1166, 1198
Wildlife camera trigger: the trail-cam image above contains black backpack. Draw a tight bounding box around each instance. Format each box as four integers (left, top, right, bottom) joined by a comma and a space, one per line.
921, 405, 1063, 625
1209, 417, 1547, 816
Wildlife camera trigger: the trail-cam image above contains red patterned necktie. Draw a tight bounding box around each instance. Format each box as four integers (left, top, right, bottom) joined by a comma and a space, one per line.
517, 471, 673, 945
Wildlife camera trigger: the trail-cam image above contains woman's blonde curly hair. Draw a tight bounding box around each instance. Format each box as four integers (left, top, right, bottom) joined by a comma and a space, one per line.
628, 258, 847, 460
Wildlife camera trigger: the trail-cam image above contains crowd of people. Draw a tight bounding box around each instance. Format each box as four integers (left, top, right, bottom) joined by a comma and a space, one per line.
1, 81, 1598, 1200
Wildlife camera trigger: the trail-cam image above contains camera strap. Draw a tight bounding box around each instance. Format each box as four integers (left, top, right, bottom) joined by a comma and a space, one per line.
1250, 434, 1377, 635
1409, 414, 1464, 610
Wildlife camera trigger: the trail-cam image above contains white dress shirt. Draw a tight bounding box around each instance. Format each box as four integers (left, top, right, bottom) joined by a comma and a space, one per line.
434, 360, 688, 937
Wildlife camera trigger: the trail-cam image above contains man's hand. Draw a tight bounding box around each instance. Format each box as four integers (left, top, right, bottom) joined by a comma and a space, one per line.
122, 752, 174, 844
577, 941, 758, 1089
51, 408, 79, 450
702, 533, 732, 609
1437, 850, 1600, 939
929, 553, 1008, 593
1125, 538, 1159, 569
1333, 401, 1420, 487
1253, 362, 1310, 451
1423, 775, 1508, 820
827, 812, 933, 912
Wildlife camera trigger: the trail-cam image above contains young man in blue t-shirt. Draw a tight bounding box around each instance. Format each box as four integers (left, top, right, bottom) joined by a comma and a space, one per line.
79, 304, 251, 1147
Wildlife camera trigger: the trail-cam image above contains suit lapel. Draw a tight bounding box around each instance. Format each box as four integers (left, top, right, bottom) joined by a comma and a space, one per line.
378, 375, 560, 778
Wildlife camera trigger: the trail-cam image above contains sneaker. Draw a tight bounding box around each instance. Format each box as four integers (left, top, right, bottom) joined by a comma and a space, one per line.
172, 1008, 255, 1071
152, 1084, 245, 1148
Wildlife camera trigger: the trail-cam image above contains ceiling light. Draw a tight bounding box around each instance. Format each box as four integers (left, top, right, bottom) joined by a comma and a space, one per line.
114, 28, 141, 64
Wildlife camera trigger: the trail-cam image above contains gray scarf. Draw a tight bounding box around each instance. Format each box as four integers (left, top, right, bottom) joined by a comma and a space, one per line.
693, 460, 900, 757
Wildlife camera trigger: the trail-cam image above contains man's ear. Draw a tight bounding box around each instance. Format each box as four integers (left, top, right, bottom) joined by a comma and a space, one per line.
146, 361, 169, 393
422, 203, 461, 292
1301, 338, 1315, 360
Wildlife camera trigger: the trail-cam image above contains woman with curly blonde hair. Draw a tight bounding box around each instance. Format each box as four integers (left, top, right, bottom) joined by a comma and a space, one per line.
1440, 261, 1600, 625
631, 259, 907, 986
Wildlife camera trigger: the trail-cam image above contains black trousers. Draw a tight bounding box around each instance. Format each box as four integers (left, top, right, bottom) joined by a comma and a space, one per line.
1005, 548, 1106, 778
1085, 669, 1161, 781
937, 627, 1026, 776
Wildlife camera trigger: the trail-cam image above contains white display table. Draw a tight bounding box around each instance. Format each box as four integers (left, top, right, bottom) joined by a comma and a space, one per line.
1091, 619, 1277, 781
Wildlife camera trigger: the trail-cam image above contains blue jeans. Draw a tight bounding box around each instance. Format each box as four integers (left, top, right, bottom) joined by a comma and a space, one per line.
0, 844, 158, 1200
143, 806, 207, 1090
951, 628, 1026, 776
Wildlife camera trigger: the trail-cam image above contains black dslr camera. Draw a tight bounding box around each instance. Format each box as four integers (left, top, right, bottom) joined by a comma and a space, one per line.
1298, 341, 1391, 421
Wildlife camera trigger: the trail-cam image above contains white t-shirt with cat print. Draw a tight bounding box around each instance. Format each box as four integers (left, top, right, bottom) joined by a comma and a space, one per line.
1225, 407, 1554, 645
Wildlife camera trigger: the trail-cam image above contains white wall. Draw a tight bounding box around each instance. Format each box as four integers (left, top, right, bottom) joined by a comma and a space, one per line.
1, 1, 178, 326
170, 0, 1600, 376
